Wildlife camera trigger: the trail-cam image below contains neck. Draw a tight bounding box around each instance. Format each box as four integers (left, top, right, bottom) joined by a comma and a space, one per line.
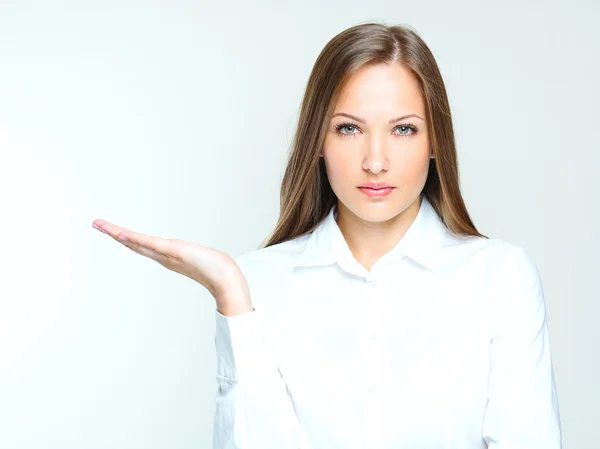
335, 196, 422, 271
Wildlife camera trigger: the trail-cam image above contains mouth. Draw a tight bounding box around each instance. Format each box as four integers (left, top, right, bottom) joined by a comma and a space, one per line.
358, 186, 395, 190
360, 187, 393, 190
358, 183, 395, 190
358, 186, 395, 198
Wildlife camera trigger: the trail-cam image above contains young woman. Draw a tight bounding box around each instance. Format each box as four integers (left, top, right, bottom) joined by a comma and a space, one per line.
92, 22, 561, 449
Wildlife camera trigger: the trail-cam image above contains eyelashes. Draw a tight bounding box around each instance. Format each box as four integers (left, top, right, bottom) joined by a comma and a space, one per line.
334, 121, 420, 139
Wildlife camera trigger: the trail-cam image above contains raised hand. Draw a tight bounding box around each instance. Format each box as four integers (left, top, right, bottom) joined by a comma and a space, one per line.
91, 219, 252, 315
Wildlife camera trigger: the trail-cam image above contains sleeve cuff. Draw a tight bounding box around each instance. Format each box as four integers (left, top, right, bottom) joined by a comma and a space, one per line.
214, 307, 280, 382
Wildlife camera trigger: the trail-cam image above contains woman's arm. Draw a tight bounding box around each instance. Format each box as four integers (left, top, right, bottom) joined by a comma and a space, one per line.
482, 247, 562, 448
212, 256, 302, 449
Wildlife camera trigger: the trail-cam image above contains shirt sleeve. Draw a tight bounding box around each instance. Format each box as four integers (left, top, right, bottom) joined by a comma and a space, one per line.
212, 306, 301, 449
482, 247, 562, 448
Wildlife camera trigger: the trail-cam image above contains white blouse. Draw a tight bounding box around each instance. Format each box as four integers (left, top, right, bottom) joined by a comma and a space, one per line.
212, 195, 561, 449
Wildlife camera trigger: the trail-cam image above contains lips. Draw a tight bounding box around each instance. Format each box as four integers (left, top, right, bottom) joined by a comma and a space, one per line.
358, 182, 394, 189
358, 187, 394, 191
358, 186, 395, 198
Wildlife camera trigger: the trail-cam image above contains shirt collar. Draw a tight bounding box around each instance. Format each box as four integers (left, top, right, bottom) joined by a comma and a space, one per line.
294, 195, 447, 273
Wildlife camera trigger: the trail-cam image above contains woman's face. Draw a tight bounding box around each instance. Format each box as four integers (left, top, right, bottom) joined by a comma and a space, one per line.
321, 63, 433, 224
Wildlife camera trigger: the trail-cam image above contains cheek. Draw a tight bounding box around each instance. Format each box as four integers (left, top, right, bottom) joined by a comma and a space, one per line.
322, 152, 358, 195
392, 149, 431, 184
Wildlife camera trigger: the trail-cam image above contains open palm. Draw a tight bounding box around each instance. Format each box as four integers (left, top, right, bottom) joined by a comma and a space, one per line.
92, 219, 245, 301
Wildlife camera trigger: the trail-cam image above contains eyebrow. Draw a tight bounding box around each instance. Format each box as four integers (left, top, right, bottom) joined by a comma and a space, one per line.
331, 112, 424, 124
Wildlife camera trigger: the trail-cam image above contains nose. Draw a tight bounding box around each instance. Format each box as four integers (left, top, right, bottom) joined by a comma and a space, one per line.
362, 134, 390, 174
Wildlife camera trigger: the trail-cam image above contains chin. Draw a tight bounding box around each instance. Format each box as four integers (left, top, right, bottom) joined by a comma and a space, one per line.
338, 190, 421, 223
345, 201, 408, 223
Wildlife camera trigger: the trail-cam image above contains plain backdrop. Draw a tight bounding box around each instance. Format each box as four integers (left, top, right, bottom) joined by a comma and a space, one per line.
0, 1, 598, 448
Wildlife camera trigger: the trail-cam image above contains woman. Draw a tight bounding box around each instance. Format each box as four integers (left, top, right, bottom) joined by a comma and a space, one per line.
92, 22, 561, 448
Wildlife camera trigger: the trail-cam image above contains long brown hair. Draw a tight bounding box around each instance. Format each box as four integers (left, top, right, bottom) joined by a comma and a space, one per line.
261, 22, 487, 249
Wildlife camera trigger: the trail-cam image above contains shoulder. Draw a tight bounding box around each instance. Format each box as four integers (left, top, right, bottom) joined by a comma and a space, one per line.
232, 234, 311, 311
443, 231, 539, 275
440, 233, 544, 301
233, 234, 310, 282
443, 234, 546, 322
457, 236, 545, 312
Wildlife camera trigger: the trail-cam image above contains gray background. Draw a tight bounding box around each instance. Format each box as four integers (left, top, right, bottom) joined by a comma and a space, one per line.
0, 0, 598, 448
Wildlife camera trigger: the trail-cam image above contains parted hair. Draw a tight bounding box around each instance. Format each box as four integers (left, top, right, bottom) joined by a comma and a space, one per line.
261, 22, 487, 249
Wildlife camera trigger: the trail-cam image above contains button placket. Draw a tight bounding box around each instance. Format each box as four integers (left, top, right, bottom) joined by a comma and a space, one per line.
364, 278, 383, 394
363, 276, 385, 449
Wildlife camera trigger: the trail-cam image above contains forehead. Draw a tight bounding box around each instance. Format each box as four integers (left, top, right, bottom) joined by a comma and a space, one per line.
334, 63, 425, 115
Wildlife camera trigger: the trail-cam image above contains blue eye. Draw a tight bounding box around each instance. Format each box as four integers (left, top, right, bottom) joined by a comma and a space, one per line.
336, 124, 359, 135
334, 122, 419, 138
396, 125, 416, 136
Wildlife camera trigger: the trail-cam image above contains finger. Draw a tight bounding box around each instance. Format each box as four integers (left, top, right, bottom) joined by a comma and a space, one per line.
93, 220, 127, 239
95, 220, 178, 258
121, 239, 178, 270
93, 220, 177, 259
94, 221, 157, 249
118, 232, 175, 258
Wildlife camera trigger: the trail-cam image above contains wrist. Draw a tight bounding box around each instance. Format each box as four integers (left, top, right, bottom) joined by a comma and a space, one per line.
216, 301, 254, 317
214, 278, 253, 317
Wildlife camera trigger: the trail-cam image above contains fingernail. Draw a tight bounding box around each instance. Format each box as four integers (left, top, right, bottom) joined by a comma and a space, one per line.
118, 234, 129, 241
93, 224, 108, 234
